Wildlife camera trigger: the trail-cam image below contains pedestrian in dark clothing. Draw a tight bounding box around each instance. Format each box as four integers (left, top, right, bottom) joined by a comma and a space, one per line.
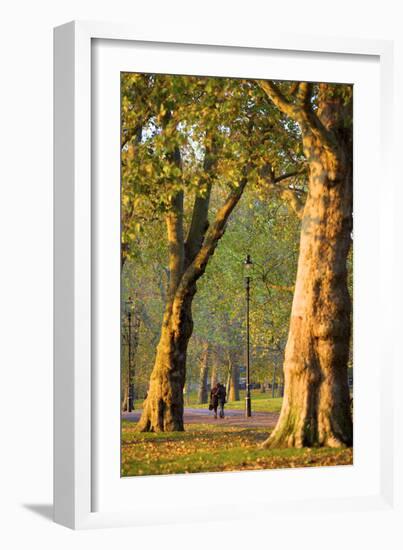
209, 384, 219, 419
216, 383, 227, 418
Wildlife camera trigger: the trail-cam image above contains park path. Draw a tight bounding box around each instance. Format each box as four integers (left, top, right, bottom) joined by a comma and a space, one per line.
122, 407, 279, 428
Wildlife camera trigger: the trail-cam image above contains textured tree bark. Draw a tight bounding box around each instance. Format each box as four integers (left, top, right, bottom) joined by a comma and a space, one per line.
136, 289, 195, 431
259, 81, 353, 448
210, 362, 217, 390
197, 343, 210, 404
264, 161, 352, 447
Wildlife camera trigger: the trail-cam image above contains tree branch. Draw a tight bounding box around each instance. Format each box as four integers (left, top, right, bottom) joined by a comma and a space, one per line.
166, 189, 185, 299
265, 281, 295, 293
289, 82, 299, 96
260, 165, 307, 219
165, 142, 185, 299
274, 169, 307, 184
178, 171, 249, 296
305, 110, 340, 156
121, 124, 143, 150
257, 80, 303, 120
258, 80, 340, 158
279, 189, 305, 219
296, 82, 312, 108
185, 135, 217, 264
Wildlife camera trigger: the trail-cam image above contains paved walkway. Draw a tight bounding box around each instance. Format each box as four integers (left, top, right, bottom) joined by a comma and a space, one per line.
122, 407, 279, 428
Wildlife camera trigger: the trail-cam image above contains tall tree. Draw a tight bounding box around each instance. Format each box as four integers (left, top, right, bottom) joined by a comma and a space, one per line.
258, 81, 353, 448
122, 74, 307, 432
132, 77, 260, 431
137, 167, 249, 430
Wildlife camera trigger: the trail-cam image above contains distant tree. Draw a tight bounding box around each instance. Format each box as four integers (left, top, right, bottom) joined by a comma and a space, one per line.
197, 342, 210, 404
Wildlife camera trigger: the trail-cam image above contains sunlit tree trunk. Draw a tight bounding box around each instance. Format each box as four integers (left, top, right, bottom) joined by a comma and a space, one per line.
227, 350, 240, 401
197, 343, 210, 404
259, 81, 353, 448
137, 290, 195, 430
210, 361, 217, 390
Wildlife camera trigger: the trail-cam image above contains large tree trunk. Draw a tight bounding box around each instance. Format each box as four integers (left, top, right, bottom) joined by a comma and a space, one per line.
259, 81, 353, 448
136, 286, 195, 431
197, 343, 210, 404
265, 157, 352, 447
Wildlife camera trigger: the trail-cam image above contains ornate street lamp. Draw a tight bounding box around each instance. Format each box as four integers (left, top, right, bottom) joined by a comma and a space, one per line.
125, 296, 133, 413
244, 254, 253, 417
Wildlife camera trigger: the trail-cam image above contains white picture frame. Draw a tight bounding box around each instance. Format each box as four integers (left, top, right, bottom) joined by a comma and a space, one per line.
54, 20, 398, 531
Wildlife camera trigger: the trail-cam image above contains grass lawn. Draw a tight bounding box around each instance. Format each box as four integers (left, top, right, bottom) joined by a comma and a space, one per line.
121, 421, 353, 477
133, 391, 284, 414
191, 394, 284, 413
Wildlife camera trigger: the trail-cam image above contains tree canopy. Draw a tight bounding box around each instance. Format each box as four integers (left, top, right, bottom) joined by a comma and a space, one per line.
121, 72, 353, 446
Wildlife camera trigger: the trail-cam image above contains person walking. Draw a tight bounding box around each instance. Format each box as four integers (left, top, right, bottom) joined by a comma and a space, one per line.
209, 384, 219, 419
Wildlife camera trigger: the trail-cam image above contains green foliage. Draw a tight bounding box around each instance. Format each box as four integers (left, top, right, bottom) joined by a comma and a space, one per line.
121, 73, 304, 263
120, 73, 307, 398
120, 73, 353, 403
188, 187, 301, 386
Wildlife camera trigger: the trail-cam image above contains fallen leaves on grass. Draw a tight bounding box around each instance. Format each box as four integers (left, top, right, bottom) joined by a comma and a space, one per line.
121, 422, 353, 477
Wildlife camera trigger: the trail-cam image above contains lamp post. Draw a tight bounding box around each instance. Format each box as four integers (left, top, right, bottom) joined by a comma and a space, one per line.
244, 254, 252, 417
125, 296, 133, 413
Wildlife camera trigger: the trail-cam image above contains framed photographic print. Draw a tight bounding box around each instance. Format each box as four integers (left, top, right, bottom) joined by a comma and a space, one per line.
54, 21, 397, 530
